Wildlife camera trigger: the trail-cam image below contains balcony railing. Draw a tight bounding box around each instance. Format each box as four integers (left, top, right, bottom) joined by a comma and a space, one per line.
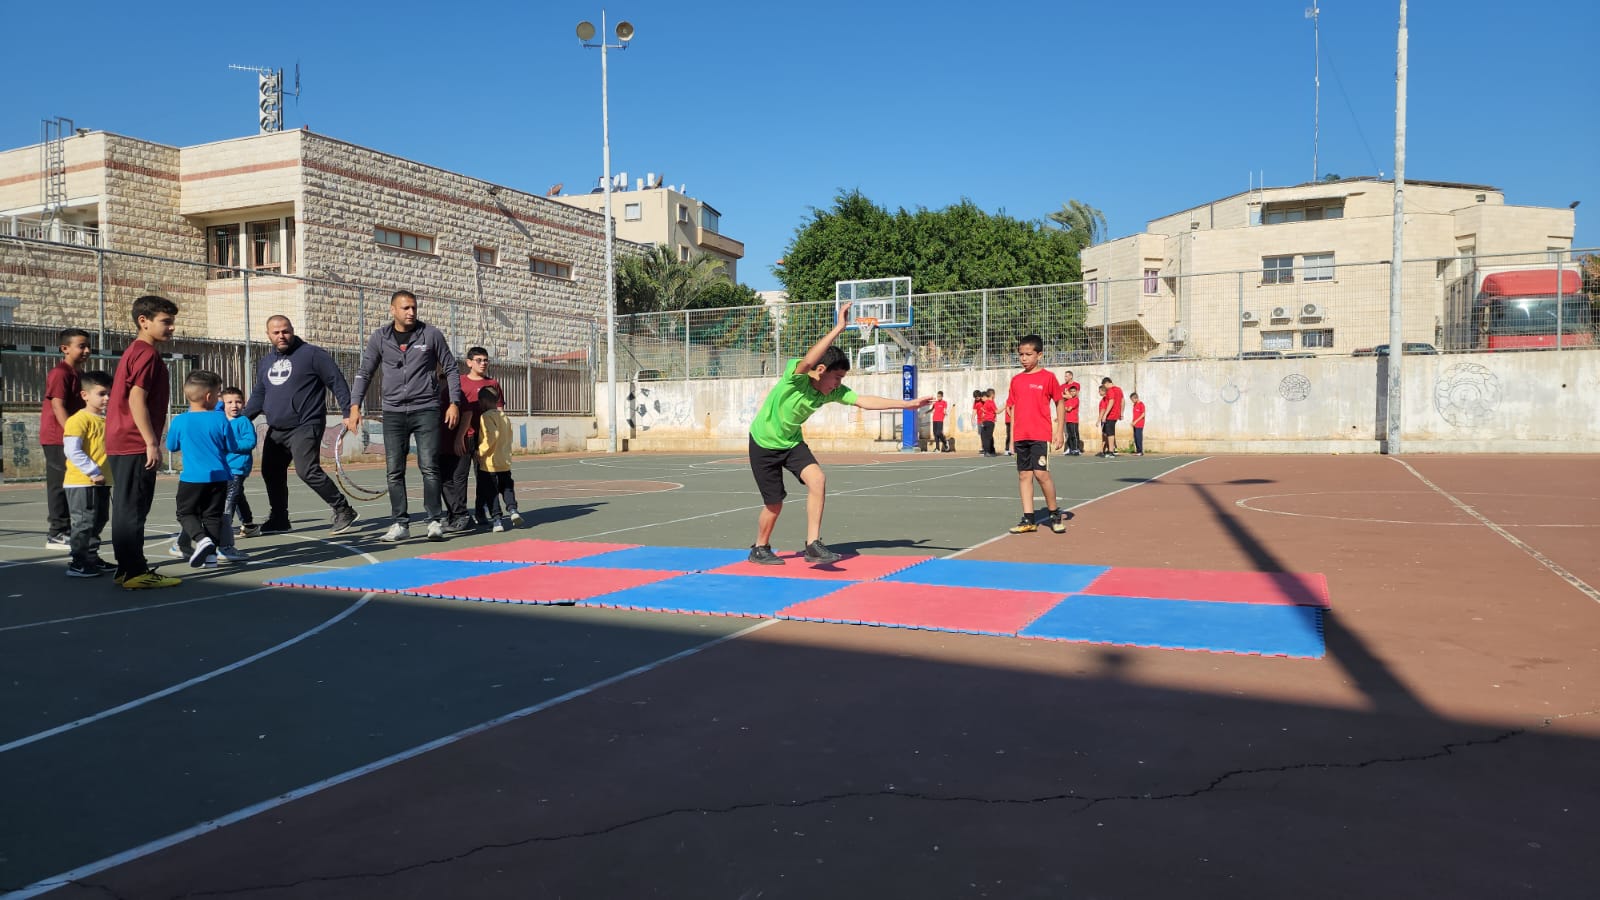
1, 218, 100, 247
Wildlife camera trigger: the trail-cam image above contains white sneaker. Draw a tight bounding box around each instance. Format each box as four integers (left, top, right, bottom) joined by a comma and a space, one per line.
492, 517, 505, 533
188, 536, 216, 568
426, 520, 445, 541
215, 546, 250, 564
380, 522, 409, 542
202, 555, 219, 569
45, 534, 71, 551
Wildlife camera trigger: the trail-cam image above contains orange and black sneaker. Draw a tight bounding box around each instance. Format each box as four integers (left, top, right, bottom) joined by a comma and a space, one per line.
1009, 516, 1038, 534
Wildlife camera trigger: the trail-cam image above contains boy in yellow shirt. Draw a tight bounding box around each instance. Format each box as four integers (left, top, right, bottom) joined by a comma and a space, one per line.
473, 385, 522, 532
62, 371, 116, 578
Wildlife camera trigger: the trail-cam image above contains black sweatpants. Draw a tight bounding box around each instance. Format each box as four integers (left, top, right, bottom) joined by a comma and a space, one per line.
262, 423, 349, 524
441, 447, 475, 521
175, 481, 228, 553
1066, 422, 1082, 454
107, 454, 158, 578
44, 444, 71, 538
979, 422, 996, 455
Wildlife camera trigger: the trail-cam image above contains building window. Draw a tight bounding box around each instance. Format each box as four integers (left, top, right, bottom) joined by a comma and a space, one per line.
375, 226, 435, 254
624, 203, 642, 221
249, 220, 282, 272
1262, 255, 1295, 285
1302, 252, 1335, 282
474, 246, 498, 266
700, 207, 720, 233
530, 256, 571, 279
207, 224, 240, 278
0, 296, 18, 325
677, 205, 690, 224
1143, 268, 1159, 295
284, 216, 296, 275
1084, 280, 1099, 306
679, 246, 690, 262
1263, 202, 1343, 224
1302, 329, 1335, 348
1261, 331, 1294, 351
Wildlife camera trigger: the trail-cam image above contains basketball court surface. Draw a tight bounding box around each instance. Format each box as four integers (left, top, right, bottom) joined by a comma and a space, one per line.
2, 450, 1597, 898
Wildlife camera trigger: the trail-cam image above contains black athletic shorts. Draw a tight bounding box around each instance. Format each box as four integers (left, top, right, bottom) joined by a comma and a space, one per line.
749, 434, 819, 505
1102, 420, 1118, 438
1014, 440, 1050, 472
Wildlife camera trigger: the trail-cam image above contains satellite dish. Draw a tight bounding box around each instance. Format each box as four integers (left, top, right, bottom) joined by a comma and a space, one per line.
615, 21, 634, 42
576, 21, 596, 41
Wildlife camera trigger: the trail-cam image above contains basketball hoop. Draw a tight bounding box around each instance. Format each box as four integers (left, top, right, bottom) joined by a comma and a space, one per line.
331, 424, 386, 502
857, 316, 880, 343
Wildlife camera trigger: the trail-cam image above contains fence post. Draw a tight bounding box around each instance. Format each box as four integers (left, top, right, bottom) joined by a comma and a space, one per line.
1102, 281, 1110, 365
242, 269, 252, 385
1237, 271, 1245, 358
96, 249, 106, 350
980, 290, 989, 371
684, 308, 691, 382
1556, 258, 1564, 349
357, 287, 365, 340
449, 297, 457, 351
773, 314, 782, 374
524, 309, 533, 415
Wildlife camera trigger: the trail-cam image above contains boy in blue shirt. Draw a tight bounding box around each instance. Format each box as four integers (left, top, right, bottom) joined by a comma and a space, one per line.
166, 370, 241, 567
218, 387, 259, 561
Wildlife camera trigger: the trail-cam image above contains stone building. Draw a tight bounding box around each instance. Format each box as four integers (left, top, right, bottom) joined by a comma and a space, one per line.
1080, 178, 1578, 358
0, 129, 630, 358
552, 176, 744, 282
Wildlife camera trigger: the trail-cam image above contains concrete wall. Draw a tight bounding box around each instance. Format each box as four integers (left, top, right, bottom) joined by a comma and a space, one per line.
596, 350, 1600, 454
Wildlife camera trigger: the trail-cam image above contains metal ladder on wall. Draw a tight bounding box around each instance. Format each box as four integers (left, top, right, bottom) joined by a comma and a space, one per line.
40, 117, 73, 237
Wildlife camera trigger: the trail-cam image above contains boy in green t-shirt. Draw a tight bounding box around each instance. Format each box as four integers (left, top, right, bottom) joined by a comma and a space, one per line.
747, 305, 931, 565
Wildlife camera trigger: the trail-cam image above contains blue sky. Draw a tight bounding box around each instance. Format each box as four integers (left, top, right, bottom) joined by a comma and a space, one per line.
5, 0, 1595, 291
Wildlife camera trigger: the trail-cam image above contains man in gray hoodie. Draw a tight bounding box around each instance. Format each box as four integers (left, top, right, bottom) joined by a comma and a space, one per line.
345, 290, 463, 542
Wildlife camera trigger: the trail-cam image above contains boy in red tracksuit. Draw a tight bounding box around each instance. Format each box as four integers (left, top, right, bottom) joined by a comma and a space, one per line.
975, 389, 997, 456
1062, 384, 1083, 456
1130, 392, 1146, 456
1099, 377, 1124, 457
931, 391, 950, 452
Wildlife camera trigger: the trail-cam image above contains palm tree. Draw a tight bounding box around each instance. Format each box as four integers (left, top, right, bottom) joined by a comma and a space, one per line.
615, 244, 727, 315
1048, 199, 1107, 246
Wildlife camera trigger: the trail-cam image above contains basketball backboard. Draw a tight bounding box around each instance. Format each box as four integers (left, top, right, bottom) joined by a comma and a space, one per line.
836, 277, 912, 330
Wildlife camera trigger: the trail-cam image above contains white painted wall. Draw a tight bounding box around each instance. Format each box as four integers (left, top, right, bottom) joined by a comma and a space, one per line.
595, 350, 1600, 454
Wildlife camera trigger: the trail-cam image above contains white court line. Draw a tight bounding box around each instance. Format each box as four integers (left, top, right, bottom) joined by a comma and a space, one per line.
4, 618, 778, 900
945, 457, 1211, 559
573, 462, 996, 540
0, 537, 382, 754
0, 587, 267, 633
1392, 458, 1600, 607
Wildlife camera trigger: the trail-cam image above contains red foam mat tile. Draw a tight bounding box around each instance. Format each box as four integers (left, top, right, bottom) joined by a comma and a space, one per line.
708, 553, 932, 582
423, 539, 639, 565
778, 581, 1068, 635
403, 565, 681, 604
1085, 567, 1330, 608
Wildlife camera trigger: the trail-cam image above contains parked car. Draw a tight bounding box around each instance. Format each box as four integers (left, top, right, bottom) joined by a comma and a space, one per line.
1352, 343, 1438, 357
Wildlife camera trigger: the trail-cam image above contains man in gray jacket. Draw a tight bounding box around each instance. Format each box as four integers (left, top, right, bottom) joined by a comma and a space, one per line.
345, 290, 463, 542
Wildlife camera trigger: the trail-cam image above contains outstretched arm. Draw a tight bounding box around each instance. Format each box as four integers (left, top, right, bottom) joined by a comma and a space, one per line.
797, 303, 851, 373
853, 394, 934, 411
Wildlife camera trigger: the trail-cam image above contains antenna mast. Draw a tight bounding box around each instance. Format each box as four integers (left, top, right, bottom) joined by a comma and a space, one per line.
228, 64, 300, 135
1306, 4, 1321, 181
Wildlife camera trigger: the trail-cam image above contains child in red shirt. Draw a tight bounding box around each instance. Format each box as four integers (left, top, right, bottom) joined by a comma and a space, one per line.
1130, 392, 1147, 456
42, 328, 92, 549
107, 295, 182, 590
931, 391, 950, 452
1095, 384, 1110, 457
976, 389, 998, 456
1062, 384, 1083, 456
1002, 395, 1014, 456
1004, 335, 1066, 534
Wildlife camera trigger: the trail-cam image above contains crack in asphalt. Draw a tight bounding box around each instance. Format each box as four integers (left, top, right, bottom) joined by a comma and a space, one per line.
29, 728, 1523, 900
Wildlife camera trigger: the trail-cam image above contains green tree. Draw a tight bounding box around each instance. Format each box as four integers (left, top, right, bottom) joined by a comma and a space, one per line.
775, 190, 1089, 361
614, 244, 728, 316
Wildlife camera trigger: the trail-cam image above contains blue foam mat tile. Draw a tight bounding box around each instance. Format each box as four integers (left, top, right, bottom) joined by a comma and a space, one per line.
883, 558, 1109, 594
586, 574, 848, 617
1019, 594, 1325, 659
267, 558, 530, 593
554, 545, 752, 572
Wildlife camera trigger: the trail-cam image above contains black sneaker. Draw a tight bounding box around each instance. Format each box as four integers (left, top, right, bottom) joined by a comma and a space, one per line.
90, 556, 117, 572
66, 562, 101, 578
260, 518, 293, 535
329, 507, 360, 535
803, 540, 842, 564
747, 544, 784, 565
1009, 516, 1038, 534
188, 536, 216, 568
445, 515, 475, 534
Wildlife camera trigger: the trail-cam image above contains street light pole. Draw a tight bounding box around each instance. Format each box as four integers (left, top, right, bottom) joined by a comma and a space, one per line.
578, 12, 633, 453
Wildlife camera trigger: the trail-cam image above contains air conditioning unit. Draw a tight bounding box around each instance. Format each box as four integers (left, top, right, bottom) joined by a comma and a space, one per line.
1167, 327, 1189, 343
1270, 306, 1291, 321
1241, 310, 1259, 324
1300, 303, 1325, 319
